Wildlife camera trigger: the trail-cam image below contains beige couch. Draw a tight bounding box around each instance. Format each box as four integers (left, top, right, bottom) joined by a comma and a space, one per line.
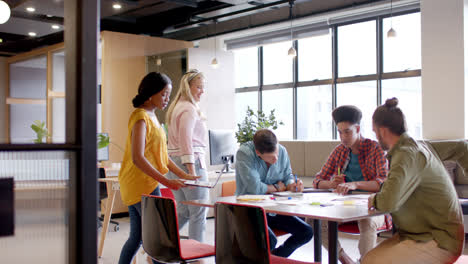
280, 140, 468, 199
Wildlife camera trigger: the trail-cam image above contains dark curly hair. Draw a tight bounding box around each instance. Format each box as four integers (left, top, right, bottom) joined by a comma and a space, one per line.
132, 72, 172, 108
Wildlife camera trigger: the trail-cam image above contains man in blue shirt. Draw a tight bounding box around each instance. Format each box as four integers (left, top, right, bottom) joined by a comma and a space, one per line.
235, 129, 313, 257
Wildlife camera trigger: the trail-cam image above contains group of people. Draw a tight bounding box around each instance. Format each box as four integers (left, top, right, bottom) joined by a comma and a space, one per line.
116, 70, 465, 264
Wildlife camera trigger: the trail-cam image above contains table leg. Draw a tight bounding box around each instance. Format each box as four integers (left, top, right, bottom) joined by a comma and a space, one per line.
313, 219, 322, 262
328, 221, 338, 264
98, 185, 116, 258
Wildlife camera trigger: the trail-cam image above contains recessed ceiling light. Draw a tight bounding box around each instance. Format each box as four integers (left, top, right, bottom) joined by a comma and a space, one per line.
51, 24, 60, 29
28, 32, 37, 37
26, 7, 36, 12
0, 38, 3, 43
46, 14, 53, 18
112, 3, 122, 9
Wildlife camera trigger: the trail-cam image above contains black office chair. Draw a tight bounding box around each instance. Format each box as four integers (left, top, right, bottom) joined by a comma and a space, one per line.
214, 202, 317, 264
98, 167, 119, 232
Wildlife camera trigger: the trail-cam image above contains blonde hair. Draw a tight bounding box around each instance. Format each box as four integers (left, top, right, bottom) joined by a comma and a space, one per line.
166, 69, 205, 125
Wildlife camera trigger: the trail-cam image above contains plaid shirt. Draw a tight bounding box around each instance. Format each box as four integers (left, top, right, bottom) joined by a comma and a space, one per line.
314, 137, 392, 230
313, 137, 388, 187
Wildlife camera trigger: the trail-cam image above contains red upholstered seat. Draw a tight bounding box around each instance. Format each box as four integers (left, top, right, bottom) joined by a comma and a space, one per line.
141, 195, 215, 263
180, 239, 215, 260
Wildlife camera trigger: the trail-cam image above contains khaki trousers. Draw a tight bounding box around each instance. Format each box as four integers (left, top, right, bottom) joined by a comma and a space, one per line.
362, 234, 457, 264
307, 215, 385, 258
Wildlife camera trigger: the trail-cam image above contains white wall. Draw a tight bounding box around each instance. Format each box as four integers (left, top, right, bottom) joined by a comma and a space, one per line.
0, 57, 6, 143
188, 37, 236, 170
421, 0, 467, 139
189, 37, 236, 130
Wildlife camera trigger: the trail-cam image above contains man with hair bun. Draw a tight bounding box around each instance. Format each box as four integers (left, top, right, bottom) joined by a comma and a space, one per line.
311, 105, 388, 264
363, 97, 464, 264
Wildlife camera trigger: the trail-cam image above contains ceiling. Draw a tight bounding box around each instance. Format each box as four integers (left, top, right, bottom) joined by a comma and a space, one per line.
0, 0, 385, 57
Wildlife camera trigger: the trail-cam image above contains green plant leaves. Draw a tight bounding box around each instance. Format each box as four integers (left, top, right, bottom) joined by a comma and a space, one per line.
97, 134, 110, 149
235, 106, 284, 145
30, 120, 50, 143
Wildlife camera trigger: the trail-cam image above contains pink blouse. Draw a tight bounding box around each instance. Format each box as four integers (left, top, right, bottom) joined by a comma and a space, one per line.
167, 99, 207, 168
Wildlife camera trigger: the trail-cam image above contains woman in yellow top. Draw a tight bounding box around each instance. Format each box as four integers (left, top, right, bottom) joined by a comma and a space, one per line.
118, 72, 198, 264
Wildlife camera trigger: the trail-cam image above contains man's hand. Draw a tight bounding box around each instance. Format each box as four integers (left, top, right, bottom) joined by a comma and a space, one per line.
335, 182, 357, 195
368, 193, 376, 210
287, 179, 304, 192
180, 173, 200, 181
276, 181, 287, 192
331, 174, 346, 188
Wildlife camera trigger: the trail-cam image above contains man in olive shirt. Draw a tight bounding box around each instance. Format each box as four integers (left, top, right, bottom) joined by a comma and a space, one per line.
363, 98, 464, 264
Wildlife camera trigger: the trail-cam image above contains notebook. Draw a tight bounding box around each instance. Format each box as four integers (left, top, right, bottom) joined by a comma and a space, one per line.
183, 170, 224, 188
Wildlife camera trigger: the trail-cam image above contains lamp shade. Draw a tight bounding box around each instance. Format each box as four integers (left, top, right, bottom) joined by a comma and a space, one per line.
0, 1, 10, 24
387, 27, 397, 38
211, 57, 219, 69
288, 46, 297, 57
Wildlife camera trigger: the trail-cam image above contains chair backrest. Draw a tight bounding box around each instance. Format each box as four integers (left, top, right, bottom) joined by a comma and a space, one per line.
141, 195, 182, 263
98, 168, 107, 200
215, 202, 271, 264
221, 180, 236, 197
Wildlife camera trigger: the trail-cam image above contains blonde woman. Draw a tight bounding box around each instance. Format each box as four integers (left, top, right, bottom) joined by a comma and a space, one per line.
166, 69, 208, 242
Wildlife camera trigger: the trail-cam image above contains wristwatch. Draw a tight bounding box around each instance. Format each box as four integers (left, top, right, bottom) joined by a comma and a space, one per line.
273, 183, 280, 191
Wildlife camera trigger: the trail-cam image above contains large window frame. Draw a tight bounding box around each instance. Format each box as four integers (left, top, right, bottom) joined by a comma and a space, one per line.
234, 10, 421, 140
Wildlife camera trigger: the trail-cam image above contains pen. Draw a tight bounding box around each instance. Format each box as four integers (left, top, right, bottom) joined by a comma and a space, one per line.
294, 174, 297, 192
337, 167, 341, 176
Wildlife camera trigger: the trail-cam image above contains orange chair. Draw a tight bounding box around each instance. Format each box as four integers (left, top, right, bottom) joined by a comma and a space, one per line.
221, 180, 236, 197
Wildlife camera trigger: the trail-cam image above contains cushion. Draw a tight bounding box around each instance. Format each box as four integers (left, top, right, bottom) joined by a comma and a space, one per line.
179, 239, 214, 260
443, 161, 457, 183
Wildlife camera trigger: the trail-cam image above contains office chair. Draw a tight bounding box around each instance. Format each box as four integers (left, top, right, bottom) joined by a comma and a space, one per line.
215, 202, 318, 264
141, 195, 215, 263
98, 167, 119, 232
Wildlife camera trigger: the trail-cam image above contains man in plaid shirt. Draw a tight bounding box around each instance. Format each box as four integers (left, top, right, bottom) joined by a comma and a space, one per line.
309, 105, 388, 264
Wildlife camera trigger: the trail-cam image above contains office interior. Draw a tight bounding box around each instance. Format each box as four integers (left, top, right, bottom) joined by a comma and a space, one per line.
1, 0, 468, 263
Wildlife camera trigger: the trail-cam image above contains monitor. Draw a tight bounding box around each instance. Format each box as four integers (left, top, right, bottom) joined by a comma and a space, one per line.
97, 133, 109, 162
208, 130, 237, 173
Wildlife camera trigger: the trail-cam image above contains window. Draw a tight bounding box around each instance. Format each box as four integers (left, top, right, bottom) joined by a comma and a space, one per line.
263, 42, 293, 85
382, 77, 422, 138
7, 48, 66, 143
383, 13, 421, 72
235, 91, 258, 126
297, 85, 333, 139
233, 11, 421, 140
298, 33, 332, 81
337, 81, 377, 139
262, 88, 293, 140
233, 47, 258, 88
338, 21, 377, 77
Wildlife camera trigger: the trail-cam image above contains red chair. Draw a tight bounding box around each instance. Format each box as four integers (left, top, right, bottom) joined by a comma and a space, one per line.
338, 215, 393, 236
214, 202, 318, 264
141, 195, 215, 263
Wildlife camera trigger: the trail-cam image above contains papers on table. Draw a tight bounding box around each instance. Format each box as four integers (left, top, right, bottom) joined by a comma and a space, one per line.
233, 193, 370, 207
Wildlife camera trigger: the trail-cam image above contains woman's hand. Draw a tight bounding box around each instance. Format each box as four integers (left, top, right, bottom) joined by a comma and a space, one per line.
164, 179, 187, 190
180, 173, 200, 181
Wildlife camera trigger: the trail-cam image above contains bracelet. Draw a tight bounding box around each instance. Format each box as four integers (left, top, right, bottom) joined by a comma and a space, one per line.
273, 183, 280, 191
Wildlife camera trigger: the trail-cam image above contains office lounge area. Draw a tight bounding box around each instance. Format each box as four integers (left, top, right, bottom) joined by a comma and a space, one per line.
2, 0, 468, 263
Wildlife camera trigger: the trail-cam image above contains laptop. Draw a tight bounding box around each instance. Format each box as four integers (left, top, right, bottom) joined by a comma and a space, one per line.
183, 170, 224, 188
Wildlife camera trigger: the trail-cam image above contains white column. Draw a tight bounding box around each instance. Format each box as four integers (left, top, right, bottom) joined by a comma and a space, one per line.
421, 0, 467, 139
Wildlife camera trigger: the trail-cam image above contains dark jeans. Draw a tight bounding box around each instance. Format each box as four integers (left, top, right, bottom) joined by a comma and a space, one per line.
118, 187, 164, 264
267, 214, 314, 258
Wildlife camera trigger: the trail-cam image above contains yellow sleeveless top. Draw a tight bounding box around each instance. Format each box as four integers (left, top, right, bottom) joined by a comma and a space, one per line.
118, 108, 169, 206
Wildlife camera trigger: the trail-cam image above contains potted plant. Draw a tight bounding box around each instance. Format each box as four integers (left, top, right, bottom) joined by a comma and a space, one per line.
235, 106, 283, 145
97, 133, 125, 153
31, 120, 50, 143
